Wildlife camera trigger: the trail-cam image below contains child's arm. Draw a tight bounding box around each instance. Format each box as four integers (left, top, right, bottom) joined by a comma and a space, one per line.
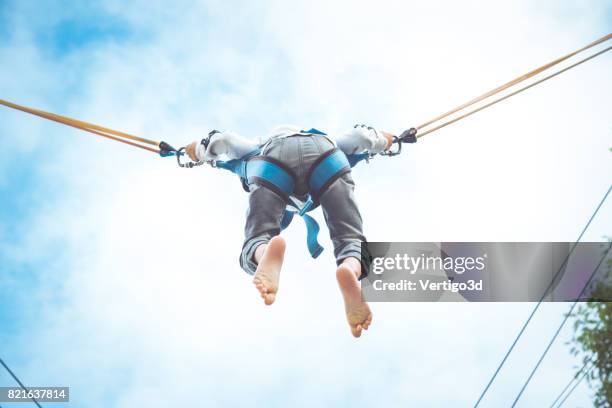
186, 131, 259, 162
334, 125, 394, 155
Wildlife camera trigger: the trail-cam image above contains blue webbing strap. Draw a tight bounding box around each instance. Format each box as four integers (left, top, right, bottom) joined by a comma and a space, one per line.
246, 159, 295, 198
216, 155, 321, 256
298, 197, 314, 216
215, 149, 260, 178
215, 158, 243, 175
214, 140, 369, 259
285, 196, 323, 258
302, 213, 323, 258
301, 128, 327, 136
347, 152, 370, 168
280, 210, 295, 229
309, 149, 350, 195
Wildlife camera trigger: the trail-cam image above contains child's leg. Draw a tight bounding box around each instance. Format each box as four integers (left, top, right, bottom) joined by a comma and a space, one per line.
319, 173, 373, 337
336, 257, 372, 337
240, 183, 287, 305
252, 236, 286, 305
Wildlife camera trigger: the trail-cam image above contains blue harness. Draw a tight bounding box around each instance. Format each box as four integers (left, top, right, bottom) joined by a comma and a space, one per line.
214, 129, 369, 258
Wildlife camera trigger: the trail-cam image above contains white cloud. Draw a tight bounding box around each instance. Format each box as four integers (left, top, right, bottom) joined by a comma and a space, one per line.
1, 0, 610, 406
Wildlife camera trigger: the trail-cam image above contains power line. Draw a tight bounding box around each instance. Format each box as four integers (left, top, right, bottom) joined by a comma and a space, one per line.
473, 184, 611, 407
556, 364, 593, 407
0, 358, 42, 408
510, 240, 611, 406
549, 359, 592, 408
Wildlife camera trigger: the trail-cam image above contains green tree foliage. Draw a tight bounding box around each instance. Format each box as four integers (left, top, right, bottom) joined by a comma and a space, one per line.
570, 246, 611, 407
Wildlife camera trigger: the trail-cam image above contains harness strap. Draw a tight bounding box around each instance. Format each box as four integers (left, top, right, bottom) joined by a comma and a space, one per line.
214, 134, 370, 259
245, 157, 295, 201
347, 152, 370, 168
279, 207, 324, 257
308, 148, 351, 200
301, 213, 323, 258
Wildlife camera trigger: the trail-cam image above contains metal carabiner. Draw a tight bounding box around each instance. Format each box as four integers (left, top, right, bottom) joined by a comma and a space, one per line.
176, 147, 206, 168
379, 128, 417, 157
379, 136, 402, 157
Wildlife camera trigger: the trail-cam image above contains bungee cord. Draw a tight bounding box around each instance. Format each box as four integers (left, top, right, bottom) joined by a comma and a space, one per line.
416, 44, 612, 139
0, 33, 610, 158
0, 98, 161, 154
0, 98, 181, 156
415, 33, 611, 132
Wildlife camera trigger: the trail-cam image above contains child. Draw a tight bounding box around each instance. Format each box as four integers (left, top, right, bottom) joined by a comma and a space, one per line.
186, 125, 394, 337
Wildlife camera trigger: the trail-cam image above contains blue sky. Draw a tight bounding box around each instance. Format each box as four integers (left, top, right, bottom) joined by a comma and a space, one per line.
0, 0, 611, 407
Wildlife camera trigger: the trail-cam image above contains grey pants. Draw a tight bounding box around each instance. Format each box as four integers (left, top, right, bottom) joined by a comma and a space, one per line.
239, 134, 367, 276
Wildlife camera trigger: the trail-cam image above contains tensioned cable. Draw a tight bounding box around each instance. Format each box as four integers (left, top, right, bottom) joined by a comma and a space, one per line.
1, 35, 610, 152
416, 33, 611, 131
549, 359, 592, 408
473, 184, 611, 407
0, 357, 42, 408
0, 98, 161, 154
556, 364, 593, 408
417, 45, 612, 139
0, 98, 158, 145
510, 241, 612, 407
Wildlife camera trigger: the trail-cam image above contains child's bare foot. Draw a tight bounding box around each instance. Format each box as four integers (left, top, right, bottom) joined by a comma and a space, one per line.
336, 257, 372, 338
252, 236, 286, 305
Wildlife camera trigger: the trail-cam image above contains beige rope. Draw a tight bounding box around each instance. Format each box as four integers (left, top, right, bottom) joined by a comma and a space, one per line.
416, 33, 611, 133
417, 45, 612, 139
0, 98, 160, 153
